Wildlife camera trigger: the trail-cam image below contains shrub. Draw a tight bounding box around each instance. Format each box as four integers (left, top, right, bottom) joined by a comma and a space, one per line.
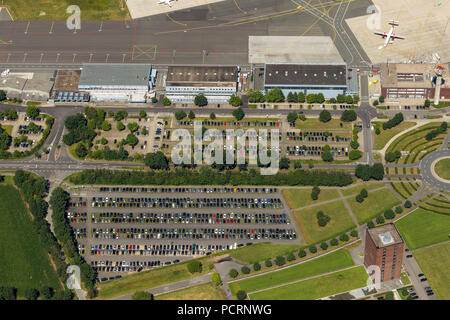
241, 266, 250, 274
385, 291, 394, 300
395, 206, 403, 214
349, 150, 362, 160
162, 97, 171, 106
275, 256, 286, 266
311, 186, 320, 200
341, 110, 357, 122
350, 230, 358, 237
151, 97, 157, 103
320, 242, 329, 250
317, 210, 331, 227
356, 194, 364, 203
376, 215, 385, 224
298, 249, 306, 258
264, 259, 272, 268
253, 262, 261, 271
360, 188, 368, 198
127, 122, 139, 132
188, 110, 195, 120
339, 233, 349, 242
404, 200, 412, 208
116, 121, 125, 131
175, 110, 187, 120
228, 94, 241, 107
211, 273, 222, 286
39, 286, 53, 300
24, 288, 39, 300
287, 252, 295, 262
375, 128, 381, 135
131, 291, 154, 300
187, 260, 202, 274
139, 110, 147, 118
367, 221, 375, 228
236, 290, 247, 300
309, 246, 317, 254
232, 107, 245, 121
194, 94, 208, 107
384, 209, 395, 219
229, 269, 238, 278
75, 143, 88, 158
330, 238, 339, 246
319, 110, 331, 122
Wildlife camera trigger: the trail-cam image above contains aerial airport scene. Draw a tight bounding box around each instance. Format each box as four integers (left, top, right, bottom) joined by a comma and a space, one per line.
0, 0, 448, 309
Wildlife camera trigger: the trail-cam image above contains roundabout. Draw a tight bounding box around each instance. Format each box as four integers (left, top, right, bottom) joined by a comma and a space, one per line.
420, 149, 450, 191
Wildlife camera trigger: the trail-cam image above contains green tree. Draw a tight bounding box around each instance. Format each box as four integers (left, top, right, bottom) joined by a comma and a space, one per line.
349, 150, 362, 160
116, 121, 125, 131
0, 286, 16, 300
126, 134, 138, 146
287, 252, 295, 262
39, 286, 53, 300
297, 92, 305, 103
188, 110, 195, 120
355, 194, 364, 203
264, 259, 272, 267
187, 260, 202, 274
279, 157, 290, 170
75, 143, 88, 158
194, 94, 208, 107
151, 97, 158, 103
139, 110, 147, 118
175, 110, 187, 120
321, 144, 333, 162
341, 110, 357, 122
211, 273, 222, 286
309, 246, 317, 254
340, 233, 349, 242
287, 111, 298, 124
236, 290, 247, 300
330, 238, 339, 246
241, 266, 250, 274
319, 110, 331, 122
228, 94, 242, 107
360, 188, 368, 198
395, 206, 403, 214
350, 230, 358, 237
26, 106, 40, 118
275, 256, 286, 266
144, 151, 169, 170
298, 249, 306, 258
247, 90, 265, 103
24, 288, 39, 300
379, 95, 385, 103
127, 122, 139, 132
320, 242, 329, 250
376, 215, 385, 224
232, 107, 245, 121
210, 112, 216, 120
404, 200, 412, 208
162, 97, 171, 106
265, 87, 285, 103
101, 120, 111, 131
0, 90, 6, 101
253, 262, 261, 271
424, 99, 430, 108
367, 221, 375, 228
229, 269, 238, 278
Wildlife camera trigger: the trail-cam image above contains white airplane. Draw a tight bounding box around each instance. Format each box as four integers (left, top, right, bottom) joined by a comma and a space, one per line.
374, 20, 405, 49
158, 0, 175, 7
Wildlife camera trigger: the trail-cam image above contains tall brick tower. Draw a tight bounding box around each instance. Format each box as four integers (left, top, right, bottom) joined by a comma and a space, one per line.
364, 223, 405, 282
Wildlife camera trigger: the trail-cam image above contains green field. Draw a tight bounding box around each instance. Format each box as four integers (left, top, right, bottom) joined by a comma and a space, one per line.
229, 249, 354, 296
413, 242, 450, 300
340, 182, 386, 197
295, 118, 352, 132
98, 258, 214, 299
229, 242, 303, 265
292, 200, 356, 244
0, 185, 62, 296
373, 122, 416, 150
249, 266, 368, 300
434, 158, 450, 180
281, 188, 340, 209
156, 282, 225, 300
395, 208, 450, 250
4, 0, 129, 20
1, 124, 13, 136
347, 188, 401, 224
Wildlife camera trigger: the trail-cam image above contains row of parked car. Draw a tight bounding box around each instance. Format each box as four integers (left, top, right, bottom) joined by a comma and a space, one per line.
90, 196, 283, 209
97, 186, 279, 194
86, 211, 290, 225
176, 120, 281, 128
90, 227, 298, 241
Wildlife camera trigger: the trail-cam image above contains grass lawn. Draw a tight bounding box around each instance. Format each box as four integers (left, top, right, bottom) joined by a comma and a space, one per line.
373, 122, 416, 150
347, 188, 401, 224
97, 258, 214, 299
4, 0, 129, 20
1, 124, 13, 135
229, 242, 303, 265
249, 266, 368, 300
0, 185, 62, 297
229, 249, 354, 296
413, 242, 450, 300
432, 101, 450, 108
156, 282, 225, 300
434, 158, 450, 180
340, 182, 386, 197
281, 188, 340, 209
395, 208, 450, 250
292, 200, 356, 245
295, 118, 352, 131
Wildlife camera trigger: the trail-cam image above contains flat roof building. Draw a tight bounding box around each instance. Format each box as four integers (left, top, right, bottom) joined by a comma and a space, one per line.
264, 63, 349, 98
165, 66, 239, 103
78, 64, 155, 103
364, 224, 405, 282
380, 63, 450, 100
0, 71, 54, 101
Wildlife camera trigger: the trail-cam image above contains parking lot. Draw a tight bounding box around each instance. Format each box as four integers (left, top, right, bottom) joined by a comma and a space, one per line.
68, 186, 300, 280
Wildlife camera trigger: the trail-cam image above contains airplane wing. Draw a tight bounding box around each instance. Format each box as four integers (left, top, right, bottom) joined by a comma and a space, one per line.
392, 35, 405, 40
374, 32, 386, 38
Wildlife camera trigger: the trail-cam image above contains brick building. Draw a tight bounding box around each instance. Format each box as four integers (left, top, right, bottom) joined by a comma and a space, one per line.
364, 224, 404, 282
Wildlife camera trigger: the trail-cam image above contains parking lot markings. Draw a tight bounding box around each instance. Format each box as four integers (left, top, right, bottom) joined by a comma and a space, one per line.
24, 21, 30, 35
56, 53, 60, 63
49, 21, 54, 34
22, 53, 27, 63
106, 53, 110, 63
122, 53, 126, 63
72, 53, 77, 63
39, 53, 44, 63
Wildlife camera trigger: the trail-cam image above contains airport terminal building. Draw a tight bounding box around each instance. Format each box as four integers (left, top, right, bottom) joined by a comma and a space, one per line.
78, 64, 156, 103
264, 63, 349, 98
165, 66, 239, 103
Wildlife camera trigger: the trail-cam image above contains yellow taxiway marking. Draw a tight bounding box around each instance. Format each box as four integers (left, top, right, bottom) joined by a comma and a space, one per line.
106, 54, 110, 63
89, 54, 93, 63
99, 21, 104, 30
132, 45, 157, 61
0, 40, 12, 45
155, 1, 340, 35
49, 21, 55, 34
56, 54, 60, 63
166, 13, 187, 27
40, 53, 44, 63
22, 54, 27, 63
6, 54, 11, 63
0, 6, 14, 21
72, 54, 76, 63
122, 54, 126, 63
233, 0, 247, 15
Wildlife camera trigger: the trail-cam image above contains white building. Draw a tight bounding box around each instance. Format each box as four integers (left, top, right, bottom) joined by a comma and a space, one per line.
78, 64, 155, 103
165, 66, 239, 103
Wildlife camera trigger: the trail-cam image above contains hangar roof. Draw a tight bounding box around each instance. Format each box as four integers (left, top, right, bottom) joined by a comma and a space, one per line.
79, 64, 151, 87
166, 66, 238, 86
265, 64, 347, 86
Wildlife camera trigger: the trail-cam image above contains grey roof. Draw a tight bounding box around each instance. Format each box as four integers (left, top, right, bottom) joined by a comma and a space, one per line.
249, 36, 344, 64
166, 66, 238, 86
265, 64, 347, 86
367, 223, 404, 248
79, 64, 151, 87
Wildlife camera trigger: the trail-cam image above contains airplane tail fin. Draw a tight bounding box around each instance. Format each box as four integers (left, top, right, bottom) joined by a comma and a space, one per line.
388, 20, 399, 26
